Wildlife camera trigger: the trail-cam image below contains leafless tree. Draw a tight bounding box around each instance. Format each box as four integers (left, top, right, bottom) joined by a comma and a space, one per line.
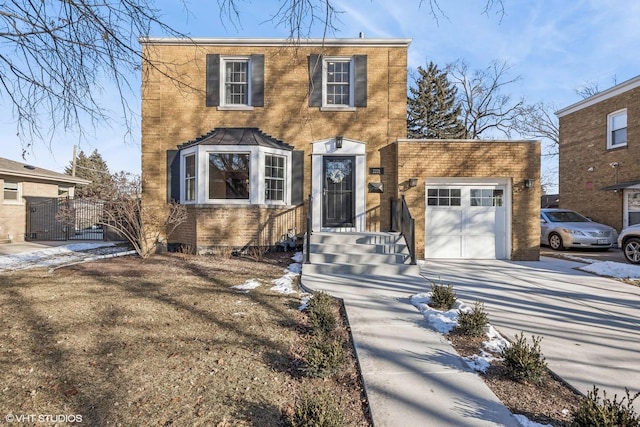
2, 0, 505, 154
446, 59, 525, 139
513, 101, 559, 156
101, 172, 187, 257
56, 172, 187, 257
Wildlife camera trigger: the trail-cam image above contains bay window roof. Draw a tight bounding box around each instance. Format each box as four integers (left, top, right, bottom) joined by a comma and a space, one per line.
179, 127, 293, 150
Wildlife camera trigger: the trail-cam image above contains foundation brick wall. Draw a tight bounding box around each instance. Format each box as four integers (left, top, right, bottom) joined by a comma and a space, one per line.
558, 85, 640, 231
141, 39, 409, 249
396, 140, 541, 261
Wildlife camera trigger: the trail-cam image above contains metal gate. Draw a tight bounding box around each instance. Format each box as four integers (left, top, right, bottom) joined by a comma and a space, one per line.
26, 197, 105, 241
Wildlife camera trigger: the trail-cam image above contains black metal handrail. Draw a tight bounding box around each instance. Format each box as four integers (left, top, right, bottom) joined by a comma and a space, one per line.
304, 194, 312, 264
393, 195, 416, 265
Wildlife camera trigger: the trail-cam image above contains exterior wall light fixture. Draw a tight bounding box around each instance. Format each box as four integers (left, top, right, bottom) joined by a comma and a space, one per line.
409, 177, 418, 187
335, 135, 343, 149
524, 178, 535, 189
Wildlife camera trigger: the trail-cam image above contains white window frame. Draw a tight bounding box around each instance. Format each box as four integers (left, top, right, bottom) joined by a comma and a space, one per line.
184, 153, 196, 202
220, 56, 251, 108
181, 145, 292, 206
607, 109, 627, 149
264, 154, 286, 202
2, 180, 21, 204
322, 57, 354, 108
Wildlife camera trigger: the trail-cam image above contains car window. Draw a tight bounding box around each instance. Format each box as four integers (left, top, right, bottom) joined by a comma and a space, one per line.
545, 211, 589, 223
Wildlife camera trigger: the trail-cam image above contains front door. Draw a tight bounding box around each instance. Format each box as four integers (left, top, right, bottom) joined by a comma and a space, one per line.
323, 156, 355, 227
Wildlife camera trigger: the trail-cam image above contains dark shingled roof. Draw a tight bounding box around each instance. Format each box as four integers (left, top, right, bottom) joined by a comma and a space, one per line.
179, 128, 293, 150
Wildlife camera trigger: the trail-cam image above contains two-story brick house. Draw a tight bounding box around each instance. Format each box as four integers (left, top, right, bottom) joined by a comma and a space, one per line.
140, 37, 540, 260
556, 75, 640, 232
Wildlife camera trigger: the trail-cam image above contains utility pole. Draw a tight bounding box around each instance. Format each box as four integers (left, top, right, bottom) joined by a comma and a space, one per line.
71, 145, 77, 177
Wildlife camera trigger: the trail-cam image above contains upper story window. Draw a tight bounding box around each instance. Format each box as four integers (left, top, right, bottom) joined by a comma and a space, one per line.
222, 58, 249, 106
206, 54, 264, 109
607, 109, 627, 149
309, 54, 367, 109
3, 181, 20, 203
325, 59, 352, 106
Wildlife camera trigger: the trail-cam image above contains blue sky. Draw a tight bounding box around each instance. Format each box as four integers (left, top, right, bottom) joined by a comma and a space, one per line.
2, 0, 639, 192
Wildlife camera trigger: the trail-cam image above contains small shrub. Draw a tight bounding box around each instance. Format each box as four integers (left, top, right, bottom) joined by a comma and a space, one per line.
303, 336, 345, 378
429, 282, 457, 310
456, 301, 489, 337
502, 332, 547, 383
289, 391, 344, 427
305, 291, 336, 335
572, 386, 640, 427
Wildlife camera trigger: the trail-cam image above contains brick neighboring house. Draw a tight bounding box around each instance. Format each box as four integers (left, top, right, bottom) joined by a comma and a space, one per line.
556, 75, 640, 232
141, 37, 540, 260
0, 157, 90, 243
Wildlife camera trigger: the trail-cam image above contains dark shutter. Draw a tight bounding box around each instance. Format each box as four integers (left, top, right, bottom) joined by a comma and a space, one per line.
167, 150, 181, 202
206, 54, 220, 107
354, 55, 367, 107
290, 151, 304, 205
250, 54, 265, 107
309, 54, 323, 107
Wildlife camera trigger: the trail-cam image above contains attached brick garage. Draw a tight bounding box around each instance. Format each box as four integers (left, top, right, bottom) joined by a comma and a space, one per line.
396, 139, 541, 261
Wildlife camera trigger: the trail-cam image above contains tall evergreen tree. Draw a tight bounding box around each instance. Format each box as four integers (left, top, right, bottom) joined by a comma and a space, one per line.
407, 62, 465, 139
65, 149, 114, 198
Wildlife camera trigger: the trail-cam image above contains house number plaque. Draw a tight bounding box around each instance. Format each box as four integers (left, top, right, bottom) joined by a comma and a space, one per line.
369, 167, 384, 175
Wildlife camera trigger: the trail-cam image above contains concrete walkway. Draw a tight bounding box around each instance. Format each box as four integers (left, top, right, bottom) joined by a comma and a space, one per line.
301, 270, 519, 426
302, 256, 640, 426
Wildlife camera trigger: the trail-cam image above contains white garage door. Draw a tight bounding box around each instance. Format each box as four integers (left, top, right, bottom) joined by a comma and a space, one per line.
425, 184, 509, 259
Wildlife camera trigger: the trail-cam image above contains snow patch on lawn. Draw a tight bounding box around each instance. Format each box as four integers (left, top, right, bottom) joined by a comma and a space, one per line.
231, 252, 302, 295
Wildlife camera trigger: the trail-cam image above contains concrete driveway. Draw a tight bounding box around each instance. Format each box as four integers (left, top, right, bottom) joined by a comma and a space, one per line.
540, 246, 628, 263
420, 256, 640, 409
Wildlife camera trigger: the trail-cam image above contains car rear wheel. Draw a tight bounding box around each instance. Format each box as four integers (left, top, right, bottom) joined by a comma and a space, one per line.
548, 233, 564, 250
623, 237, 640, 264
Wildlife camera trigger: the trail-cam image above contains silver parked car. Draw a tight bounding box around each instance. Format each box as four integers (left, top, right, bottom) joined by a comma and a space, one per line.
540, 208, 616, 251
617, 223, 640, 264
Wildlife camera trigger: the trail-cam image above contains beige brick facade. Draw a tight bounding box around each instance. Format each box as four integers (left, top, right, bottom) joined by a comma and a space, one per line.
141, 38, 540, 259
395, 140, 541, 260
557, 77, 640, 232
141, 38, 409, 251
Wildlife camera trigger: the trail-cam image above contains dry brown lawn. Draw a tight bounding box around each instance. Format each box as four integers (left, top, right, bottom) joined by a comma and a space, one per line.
0, 252, 370, 426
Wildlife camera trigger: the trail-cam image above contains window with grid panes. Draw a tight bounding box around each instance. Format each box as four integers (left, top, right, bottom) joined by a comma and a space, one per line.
325, 60, 351, 105
223, 59, 249, 105
427, 188, 461, 206
470, 189, 503, 207
265, 155, 285, 201
185, 155, 196, 201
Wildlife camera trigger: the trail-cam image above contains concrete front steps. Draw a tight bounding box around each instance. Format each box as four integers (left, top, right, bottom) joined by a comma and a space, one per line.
303, 232, 420, 277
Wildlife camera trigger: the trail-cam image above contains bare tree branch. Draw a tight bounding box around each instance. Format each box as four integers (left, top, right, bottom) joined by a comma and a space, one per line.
446, 59, 525, 139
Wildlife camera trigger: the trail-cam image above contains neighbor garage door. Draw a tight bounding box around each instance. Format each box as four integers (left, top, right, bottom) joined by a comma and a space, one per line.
425, 182, 509, 259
